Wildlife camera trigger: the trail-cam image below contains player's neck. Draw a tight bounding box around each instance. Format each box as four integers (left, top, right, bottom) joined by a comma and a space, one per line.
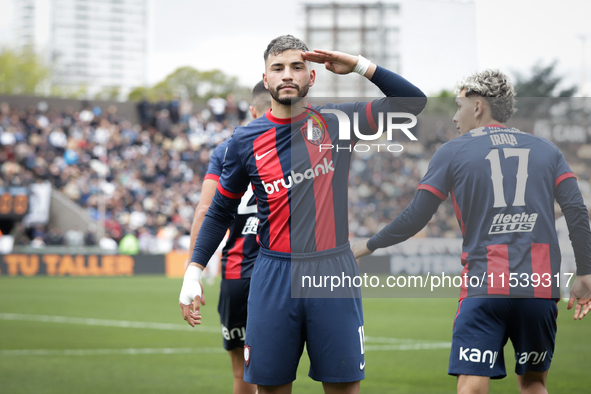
270, 99, 308, 119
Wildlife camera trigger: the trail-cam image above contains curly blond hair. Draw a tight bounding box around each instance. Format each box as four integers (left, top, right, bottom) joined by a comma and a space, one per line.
456, 70, 516, 123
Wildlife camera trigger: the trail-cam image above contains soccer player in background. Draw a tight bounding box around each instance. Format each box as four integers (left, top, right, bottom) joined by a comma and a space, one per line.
179, 34, 426, 394
352, 70, 591, 394
183, 81, 271, 394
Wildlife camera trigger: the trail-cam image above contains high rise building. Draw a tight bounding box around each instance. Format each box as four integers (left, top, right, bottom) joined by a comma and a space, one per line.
12, 0, 150, 98
303, 0, 477, 97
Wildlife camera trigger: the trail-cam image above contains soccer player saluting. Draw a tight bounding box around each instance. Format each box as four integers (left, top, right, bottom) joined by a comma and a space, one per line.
182, 81, 271, 394
353, 70, 591, 394
179, 34, 426, 394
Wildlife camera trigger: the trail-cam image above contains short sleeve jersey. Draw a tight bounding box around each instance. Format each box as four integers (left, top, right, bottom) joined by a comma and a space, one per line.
419, 125, 575, 298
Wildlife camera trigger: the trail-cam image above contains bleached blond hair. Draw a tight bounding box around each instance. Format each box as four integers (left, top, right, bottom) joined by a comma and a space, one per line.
456, 70, 516, 123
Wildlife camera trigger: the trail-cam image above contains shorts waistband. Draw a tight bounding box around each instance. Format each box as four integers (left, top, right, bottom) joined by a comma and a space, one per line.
258, 242, 352, 261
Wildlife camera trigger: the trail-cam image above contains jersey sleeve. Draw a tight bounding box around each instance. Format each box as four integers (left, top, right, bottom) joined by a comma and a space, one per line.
554, 149, 576, 188
324, 66, 426, 143
416, 142, 454, 201
203, 139, 229, 182
216, 134, 250, 200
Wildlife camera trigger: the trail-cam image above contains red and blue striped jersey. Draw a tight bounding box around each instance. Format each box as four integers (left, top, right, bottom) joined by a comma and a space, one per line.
192, 66, 426, 262
217, 94, 424, 253
419, 125, 576, 298
204, 139, 258, 279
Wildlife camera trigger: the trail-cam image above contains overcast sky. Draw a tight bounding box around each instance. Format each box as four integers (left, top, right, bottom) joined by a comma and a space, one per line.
1, 0, 590, 94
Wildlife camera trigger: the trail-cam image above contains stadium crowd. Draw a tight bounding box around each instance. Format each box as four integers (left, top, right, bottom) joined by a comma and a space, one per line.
1, 98, 590, 252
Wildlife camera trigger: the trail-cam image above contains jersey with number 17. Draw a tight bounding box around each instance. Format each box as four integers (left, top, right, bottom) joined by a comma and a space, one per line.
419, 125, 575, 299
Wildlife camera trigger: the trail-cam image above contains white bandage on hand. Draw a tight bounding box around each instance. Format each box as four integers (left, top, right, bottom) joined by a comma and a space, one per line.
353, 55, 371, 76
179, 265, 203, 306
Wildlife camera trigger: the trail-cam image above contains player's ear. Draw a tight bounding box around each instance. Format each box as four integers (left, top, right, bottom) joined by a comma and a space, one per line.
263, 73, 268, 90
309, 68, 316, 88
249, 106, 257, 119
474, 98, 484, 119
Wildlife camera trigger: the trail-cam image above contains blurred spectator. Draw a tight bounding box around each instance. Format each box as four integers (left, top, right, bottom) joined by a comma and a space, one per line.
169, 95, 180, 124
207, 95, 226, 123
238, 98, 249, 124
137, 96, 151, 128
84, 225, 96, 246
99, 234, 118, 250
64, 227, 84, 247
119, 232, 139, 255
46, 226, 64, 246
225, 93, 238, 126
30, 235, 45, 248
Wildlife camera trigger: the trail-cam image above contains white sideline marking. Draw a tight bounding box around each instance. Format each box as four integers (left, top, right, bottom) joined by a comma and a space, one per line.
0, 313, 451, 354
0, 347, 225, 357
0, 343, 451, 357
0, 313, 220, 334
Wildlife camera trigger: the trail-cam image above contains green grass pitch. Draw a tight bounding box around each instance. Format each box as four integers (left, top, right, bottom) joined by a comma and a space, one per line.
0, 276, 589, 393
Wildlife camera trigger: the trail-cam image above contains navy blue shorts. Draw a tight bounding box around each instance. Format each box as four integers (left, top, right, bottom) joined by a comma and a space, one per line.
448, 298, 558, 379
218, 278, 250, 351
243, 243, 365, 386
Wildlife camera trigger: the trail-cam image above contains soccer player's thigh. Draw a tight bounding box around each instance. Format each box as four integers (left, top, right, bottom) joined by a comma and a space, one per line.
243, 255, 305, 386
305, 254, 365, 383
508, 299, 557, 376
449, 298, 510, 379
218, 278, 250, 351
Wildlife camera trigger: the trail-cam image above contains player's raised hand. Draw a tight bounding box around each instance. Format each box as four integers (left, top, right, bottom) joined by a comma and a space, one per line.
352, 238, 372, 259
302, 49, 359, 75
567, 274, 591, 320
179, 264, 204, 327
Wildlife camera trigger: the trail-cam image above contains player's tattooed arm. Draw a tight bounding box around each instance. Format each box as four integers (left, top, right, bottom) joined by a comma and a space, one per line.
302, 49, 377, 79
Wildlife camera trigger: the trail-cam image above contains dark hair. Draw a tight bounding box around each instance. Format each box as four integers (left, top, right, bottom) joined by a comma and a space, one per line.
264, 35, 309, 62
252, 80, 268, 98
252, 80, 271, 115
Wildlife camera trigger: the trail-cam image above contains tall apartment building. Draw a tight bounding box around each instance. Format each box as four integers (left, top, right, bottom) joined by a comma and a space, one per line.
12, 0, 150, 97
303, 0, 477, 97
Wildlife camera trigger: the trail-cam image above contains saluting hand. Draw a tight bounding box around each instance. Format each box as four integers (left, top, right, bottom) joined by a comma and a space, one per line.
302, 49, 360, 75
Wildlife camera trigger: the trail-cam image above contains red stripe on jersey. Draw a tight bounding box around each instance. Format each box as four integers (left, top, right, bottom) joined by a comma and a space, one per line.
486, 244, 510, 295
253, 128, 291, 252
459, 253, 469, 300
304, 128, 336, 251
365, 101, 378, 132
531, 243, 552, 299
453, 299, 464, 329
217, 183, 244, 199
555, 172, 576, 188
450, 189, 465, 235
484, 124, 506, 128
418, 184, 447, 201
204, 174, 220, 182
225, 237, 245, 279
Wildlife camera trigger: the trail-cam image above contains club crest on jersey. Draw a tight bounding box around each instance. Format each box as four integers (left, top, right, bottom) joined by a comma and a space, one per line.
244, 345, 251, 366
301, 107, 328, 146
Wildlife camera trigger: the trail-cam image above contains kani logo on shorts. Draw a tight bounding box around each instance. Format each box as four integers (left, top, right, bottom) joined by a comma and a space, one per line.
489, 212, 538, 235
262, 158, 335, 195
516, 351, 548, 365
221, 324, 245, 341
459, 347, 499, 369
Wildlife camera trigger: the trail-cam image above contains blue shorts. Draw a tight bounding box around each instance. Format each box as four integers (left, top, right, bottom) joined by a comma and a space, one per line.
243, 243, 365, 386
449, 298, 558, 379
218, 278, 250, 351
